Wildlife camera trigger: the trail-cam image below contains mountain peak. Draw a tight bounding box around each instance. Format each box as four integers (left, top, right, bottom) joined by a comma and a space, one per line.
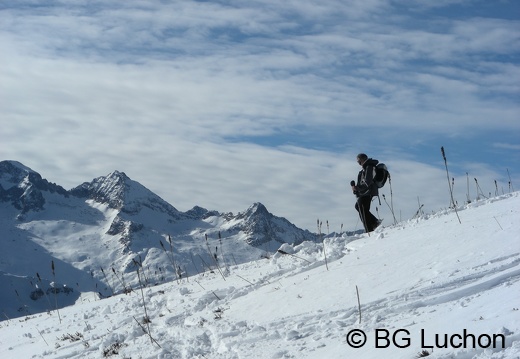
232, 202, 317, 246
0, 160, 68, 214
239, 202, 270, 219
0, 160, 40, 189
71, 171, 183, 220
71, 170, 131, 209
185, 205, 220, 220
0, 160, 327, 322
250, 202, 268, 213
107, 170, 129, 181
0, 160, 37, 175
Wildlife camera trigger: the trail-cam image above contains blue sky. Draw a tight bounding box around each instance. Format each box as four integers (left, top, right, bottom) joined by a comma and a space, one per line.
1, 0, 519, 231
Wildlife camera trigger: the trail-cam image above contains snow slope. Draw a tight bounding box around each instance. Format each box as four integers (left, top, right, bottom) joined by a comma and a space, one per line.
0, 193, 519, 359
0, 161, 319, 321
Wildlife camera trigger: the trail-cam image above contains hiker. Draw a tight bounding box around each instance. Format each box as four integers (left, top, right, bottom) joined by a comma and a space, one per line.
351, 153, 381, 233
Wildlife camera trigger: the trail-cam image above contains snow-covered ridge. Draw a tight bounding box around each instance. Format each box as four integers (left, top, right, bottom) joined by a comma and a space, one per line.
0, 160, 37, 179
0, 160, 318, 321
0, 192, 518, 358
71, 170, 185, 220
0, 160, 68, 214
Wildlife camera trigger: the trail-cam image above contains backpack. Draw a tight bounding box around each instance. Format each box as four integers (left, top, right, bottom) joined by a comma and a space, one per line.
373, 163, 390, 188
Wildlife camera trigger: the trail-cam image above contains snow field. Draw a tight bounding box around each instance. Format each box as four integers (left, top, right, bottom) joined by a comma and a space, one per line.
0, 193, 519, 359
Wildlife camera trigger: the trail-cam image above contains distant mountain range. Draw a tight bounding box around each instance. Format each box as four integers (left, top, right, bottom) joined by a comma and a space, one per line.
0, 160, 322, 319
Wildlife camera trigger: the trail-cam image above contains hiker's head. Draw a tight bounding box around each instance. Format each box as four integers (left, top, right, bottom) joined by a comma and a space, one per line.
356, 153, 368, 165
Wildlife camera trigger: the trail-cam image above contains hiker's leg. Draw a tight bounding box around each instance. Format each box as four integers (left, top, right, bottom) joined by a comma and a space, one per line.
356, 197, 370, 232
363, 199, 380, 231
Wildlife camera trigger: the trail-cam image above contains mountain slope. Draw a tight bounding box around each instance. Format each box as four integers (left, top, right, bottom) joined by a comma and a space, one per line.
0, 160, 318, 320
0, 161, 68, 216
0, 191, 518, 358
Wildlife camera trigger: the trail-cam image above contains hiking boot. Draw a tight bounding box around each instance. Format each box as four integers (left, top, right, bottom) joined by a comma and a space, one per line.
373, 219, 383, 231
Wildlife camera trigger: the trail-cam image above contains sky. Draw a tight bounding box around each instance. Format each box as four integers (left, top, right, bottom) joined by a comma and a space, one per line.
1, 0, 519, 232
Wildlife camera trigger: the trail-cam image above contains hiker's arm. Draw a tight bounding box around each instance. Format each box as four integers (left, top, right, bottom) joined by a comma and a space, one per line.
364, 165, 375, 186
350, 180, 358, 195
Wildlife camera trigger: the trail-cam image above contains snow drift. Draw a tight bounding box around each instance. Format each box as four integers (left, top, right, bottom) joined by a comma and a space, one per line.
0, 190, 518, 359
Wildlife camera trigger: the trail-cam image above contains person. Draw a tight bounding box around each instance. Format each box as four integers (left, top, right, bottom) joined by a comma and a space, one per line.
351, 153, 381, 233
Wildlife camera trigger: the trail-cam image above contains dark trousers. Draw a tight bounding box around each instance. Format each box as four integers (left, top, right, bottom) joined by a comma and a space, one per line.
355, 196, 379, 232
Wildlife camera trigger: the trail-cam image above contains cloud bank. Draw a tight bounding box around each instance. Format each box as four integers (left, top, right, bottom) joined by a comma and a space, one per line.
1, 0, 519, 230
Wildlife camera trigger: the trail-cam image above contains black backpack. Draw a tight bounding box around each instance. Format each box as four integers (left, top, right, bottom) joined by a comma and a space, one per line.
373, 163, 390, 188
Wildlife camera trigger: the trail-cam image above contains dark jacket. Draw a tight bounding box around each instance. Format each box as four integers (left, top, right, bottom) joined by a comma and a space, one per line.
355, 158, 379, 198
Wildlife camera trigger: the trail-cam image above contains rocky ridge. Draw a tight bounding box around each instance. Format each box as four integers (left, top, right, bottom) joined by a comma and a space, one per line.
0, 160, 318, 318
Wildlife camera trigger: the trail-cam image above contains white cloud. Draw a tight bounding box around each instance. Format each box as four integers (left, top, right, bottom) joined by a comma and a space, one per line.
493, 143, 520, 151
1, 0, 518, 230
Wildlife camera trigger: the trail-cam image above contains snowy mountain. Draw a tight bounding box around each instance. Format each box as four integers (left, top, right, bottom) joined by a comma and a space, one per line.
0, 160, 318, 320
70, 170, 185, 219
1, 183, 518, 358
0, 161, 68, 215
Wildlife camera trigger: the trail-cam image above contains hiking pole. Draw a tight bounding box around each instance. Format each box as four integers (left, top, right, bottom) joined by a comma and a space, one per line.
382, 194, 397, 225
388, 175, 397, 224
441, 147, 461, 224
